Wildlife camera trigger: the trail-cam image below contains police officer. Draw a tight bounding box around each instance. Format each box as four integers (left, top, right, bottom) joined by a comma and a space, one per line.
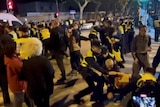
74, 40, 108, 104
152, 46, 160, 82
37, 24, 51, 56
119, 68, 160, 107
89, 21, 99, 41
154, 18, 160, 42
5, 26, 18, 41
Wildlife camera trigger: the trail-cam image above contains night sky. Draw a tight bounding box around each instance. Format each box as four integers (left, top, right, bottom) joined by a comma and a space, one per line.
0, 0, 55, 3
0, 0, 57, 11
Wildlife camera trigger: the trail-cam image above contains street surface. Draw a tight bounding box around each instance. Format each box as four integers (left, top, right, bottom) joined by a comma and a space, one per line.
0, 30, 160, 107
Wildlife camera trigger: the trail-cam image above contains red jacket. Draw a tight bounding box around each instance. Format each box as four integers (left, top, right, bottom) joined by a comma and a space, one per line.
4, 55, 27, 93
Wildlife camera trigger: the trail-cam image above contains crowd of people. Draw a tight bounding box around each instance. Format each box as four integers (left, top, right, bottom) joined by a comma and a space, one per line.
0, 17, 160, 107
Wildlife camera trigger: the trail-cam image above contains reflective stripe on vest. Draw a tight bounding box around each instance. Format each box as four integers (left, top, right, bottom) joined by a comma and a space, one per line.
40, 28, 50, 40
106, 36, 122, 61
136, 73, 156, 87
90, 27, 98, 36
81, 50, 96, 67
118, 25, 124, 35
31, 28, 36, 36
112, 49, 122, 62
9, 31, 18, 41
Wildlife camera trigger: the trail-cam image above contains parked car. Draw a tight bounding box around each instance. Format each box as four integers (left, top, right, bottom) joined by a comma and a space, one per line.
0, 13, 22, 27
81, 21, 94, 30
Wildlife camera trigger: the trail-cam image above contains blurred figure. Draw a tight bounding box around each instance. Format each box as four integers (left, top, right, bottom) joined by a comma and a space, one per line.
5, 26, 18, 41
98, 20, 113, 46
0, 24, 12, 105
97, 45, 116, 67
105, 27, 124, 68
16, 26, 30, 59
152, 46, 160, 82
131, 25, 151, 77
104, 59, 119, 71
37, 24, 51, 56
119, 68, 160, 107
30, 23, 38, 37
4, 42, 28, 107
19, 38, 54, 107
50, 20, 67, 83
154, 18, 160, 42
74, 40, 108, 103
67, 24, 81, 76
117, 20, 126, 63
89, 21, 99, 42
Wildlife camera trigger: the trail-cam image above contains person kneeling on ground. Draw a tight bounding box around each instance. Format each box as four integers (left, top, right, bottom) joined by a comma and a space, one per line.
74, 39, 108, 104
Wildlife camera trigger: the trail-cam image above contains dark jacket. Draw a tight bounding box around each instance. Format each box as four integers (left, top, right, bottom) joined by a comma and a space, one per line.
20, 56, 54, 98
68, 29, 80, 52
120, 73, 160, 106
81, 50, 107, 76
152, 46, 160, 69
50, 27, 67, 52
0, 34, 14, 73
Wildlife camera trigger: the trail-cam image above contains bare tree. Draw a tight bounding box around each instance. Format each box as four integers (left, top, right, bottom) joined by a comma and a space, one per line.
118, 0, 129, 15
125, 0, 140, 16
91, 0, 102, 19
73, 0, 91, 19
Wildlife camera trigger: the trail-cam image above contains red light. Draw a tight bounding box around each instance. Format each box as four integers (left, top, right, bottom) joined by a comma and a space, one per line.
56, 12, 59, 16
8, 0, 13, 10
8, 5, 13, 10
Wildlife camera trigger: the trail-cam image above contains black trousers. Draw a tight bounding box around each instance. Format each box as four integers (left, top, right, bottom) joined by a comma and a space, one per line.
155, 28, 160, 42
33, 95, 50, 107
53, 51, 66, 79
75, 69, 104, 100
0, 72, 10, 104
42, 39, 51, 56
70, 50, 81, 71
128, 30, 134, 52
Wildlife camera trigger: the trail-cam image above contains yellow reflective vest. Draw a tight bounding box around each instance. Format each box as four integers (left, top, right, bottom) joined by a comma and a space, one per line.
9, 31, 18, 41
137, 73, 156, 87
118, 25, 124, 35
90, 26, 98, 36
31, 28, 36, 36
154, 20, 160, 28
106, 36, 122, 62
15, 37, 31, 60
40, 28, 50, 40
81, 50, 96, 67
